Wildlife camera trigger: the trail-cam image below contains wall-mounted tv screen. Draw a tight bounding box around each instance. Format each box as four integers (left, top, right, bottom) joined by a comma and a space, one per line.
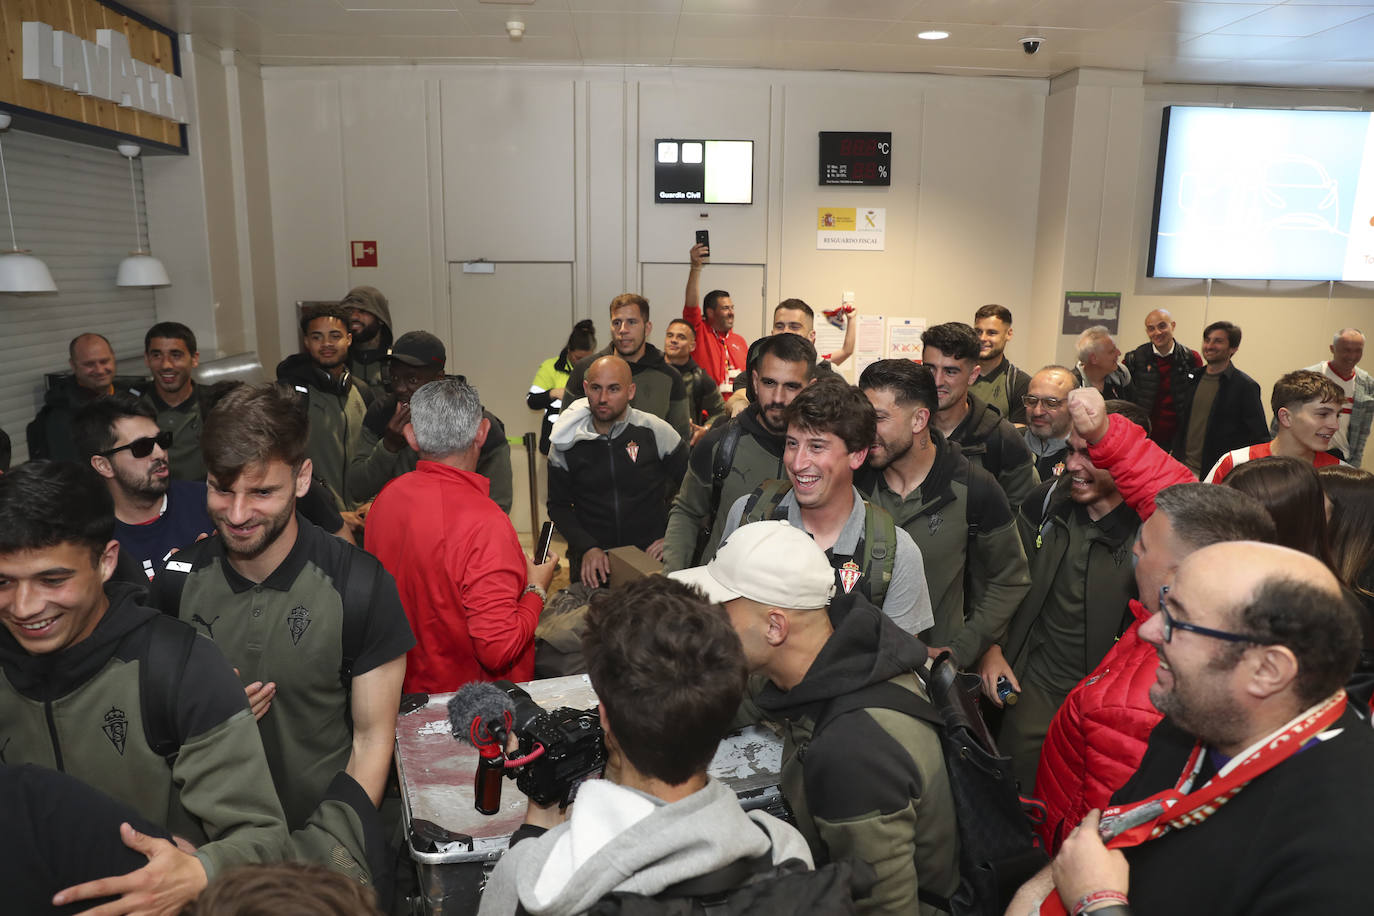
1149, 106, 1374, 281
655, 139, 753, 204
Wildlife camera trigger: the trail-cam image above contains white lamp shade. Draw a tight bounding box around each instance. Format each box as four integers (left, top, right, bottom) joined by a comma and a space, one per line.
116, 252, 170, 287
0, 250, 57, 292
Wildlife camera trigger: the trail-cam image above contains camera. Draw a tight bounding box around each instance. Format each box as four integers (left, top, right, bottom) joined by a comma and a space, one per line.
1020, 36, 1043, 55
497, 681, 606, 808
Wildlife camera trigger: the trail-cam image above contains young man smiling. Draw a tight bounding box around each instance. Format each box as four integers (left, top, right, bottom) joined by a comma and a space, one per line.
719, 378, 933, 636
1205, 370, 1344, 483
150, 383, 413, 884
142, 321, 209, 481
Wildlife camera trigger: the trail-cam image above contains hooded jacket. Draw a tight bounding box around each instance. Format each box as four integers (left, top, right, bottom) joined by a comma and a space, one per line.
546, 400, 687, 559
662, 403, 786, 572
564, 343, 691, 442
349, 389, 514, 512
855, 431, 1031, 668
0, 582, 288, 880
947, 394, 1038, 511
476, 778, 812, 916
753, 599, 959, 916
340, 286, 394, 390
276, 352, 372, 510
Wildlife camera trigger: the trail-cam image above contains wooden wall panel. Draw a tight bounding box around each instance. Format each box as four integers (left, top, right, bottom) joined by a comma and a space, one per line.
0, 0, 181, 147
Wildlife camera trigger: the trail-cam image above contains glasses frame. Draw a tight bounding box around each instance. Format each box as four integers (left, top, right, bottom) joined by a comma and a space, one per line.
1021, 394, 1065, 410
1157, 585, 1267, 645
98, 430, 173, 460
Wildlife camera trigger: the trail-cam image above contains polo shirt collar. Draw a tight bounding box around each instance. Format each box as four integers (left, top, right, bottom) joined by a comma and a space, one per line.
782, 485, 865, 554
216, 511, 316, 594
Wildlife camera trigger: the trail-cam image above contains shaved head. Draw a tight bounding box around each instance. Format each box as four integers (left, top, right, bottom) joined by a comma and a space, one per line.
584, 355, 635, 430
587, 354, 632, 388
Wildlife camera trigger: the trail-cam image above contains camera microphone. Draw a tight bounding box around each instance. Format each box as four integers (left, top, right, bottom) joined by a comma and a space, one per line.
449, 682, 516, 814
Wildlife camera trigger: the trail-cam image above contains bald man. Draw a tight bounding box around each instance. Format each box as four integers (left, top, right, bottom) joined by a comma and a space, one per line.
1291, 328, 1374, 465
1018, 541, 1374, 916
28, 333, 142, 461
547, 355, 689, 587
1121, 308, 1203, 447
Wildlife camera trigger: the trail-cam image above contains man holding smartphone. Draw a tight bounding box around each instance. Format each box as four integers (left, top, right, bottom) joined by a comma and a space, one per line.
367, 377, 558, 692
683, 240, 748, 391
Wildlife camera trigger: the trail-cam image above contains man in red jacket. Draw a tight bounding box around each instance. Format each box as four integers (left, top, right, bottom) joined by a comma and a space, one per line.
366, 377, 559, 692
1031, 388, 1274, 851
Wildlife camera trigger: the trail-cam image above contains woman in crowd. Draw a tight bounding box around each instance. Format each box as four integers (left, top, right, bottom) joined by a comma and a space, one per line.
527, 319, 596, 455
1222, 455, 1334, 567
1318, 464, 1374, 711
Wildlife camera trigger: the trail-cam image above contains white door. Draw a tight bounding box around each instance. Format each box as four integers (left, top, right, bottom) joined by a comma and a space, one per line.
448, 262, 574, 534
640, 262, 768, 345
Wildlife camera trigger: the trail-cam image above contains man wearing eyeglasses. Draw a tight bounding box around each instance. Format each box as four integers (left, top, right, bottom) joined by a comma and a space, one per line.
1022, 367, 1076, 482
75, 394, 213, 581
1013, 542, 1374, 916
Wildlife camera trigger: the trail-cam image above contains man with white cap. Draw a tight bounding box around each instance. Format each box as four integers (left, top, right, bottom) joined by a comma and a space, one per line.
671, 520, 959, 916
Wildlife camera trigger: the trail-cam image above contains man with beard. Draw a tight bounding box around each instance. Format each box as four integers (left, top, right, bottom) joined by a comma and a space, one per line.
141, 322, 211, 481
1171, 321, 1268, 478
970, 304, 1032, 426
548, 356, 687, 588
661, 333, 817, 572
75, 394, 212, 580
856, 359, 1030, 666
340, 286, 394, 391
150, 383, 413, 884
681, 242, 747, 390
1023, 366, 1076, 481
978, 398, 1152, 791
564, 294, 691, 440
276, 305, 373, 517
662, 318, 725, 445
28, 332, 142, 462
922, 322, 1037, 511
1016, 543, 1374, 916
347, 331, 514, 512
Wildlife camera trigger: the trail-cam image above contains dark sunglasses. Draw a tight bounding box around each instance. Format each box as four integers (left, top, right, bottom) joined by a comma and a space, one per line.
99, 430, 172, 459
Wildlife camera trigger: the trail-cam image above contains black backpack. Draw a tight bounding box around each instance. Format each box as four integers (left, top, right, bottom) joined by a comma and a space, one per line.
810, 656, 1046, 916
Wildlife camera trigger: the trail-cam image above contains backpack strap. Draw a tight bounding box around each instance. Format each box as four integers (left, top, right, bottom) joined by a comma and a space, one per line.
141, 617, 199, 765
859, 503, 896, 609
153, 556, 194, 617
692, 421, 746, 565
338, 551, 379, 689
741, 479, 792, 526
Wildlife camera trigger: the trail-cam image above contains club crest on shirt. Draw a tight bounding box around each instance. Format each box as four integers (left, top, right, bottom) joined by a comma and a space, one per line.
1051, 461, 1066, 478
103, 707, 128, 756
288, 606, 311, 645
838, 560, 862, 594
625, 441, 639, 463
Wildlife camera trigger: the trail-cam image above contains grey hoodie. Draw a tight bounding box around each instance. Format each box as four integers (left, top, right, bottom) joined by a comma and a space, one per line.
477, 778, 812, 916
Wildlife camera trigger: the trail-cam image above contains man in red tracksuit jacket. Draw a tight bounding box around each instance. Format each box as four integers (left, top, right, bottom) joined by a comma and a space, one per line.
1031, 389, 1273, 851
367, 377, 559, 693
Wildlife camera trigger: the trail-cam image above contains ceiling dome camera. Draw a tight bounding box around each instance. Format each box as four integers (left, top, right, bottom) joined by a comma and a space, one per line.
1021, 36, 1043, 55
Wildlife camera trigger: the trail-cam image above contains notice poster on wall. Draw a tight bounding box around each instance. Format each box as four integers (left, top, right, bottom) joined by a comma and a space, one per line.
815, 317, 848, 378
854, 314, 886, 377
887, 318, 926, 360
1061, 291, 1121, 335
817, 208, 886, 250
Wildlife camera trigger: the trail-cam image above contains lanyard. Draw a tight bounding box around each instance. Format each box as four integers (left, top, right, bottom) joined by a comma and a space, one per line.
1039, 691, 1347, 915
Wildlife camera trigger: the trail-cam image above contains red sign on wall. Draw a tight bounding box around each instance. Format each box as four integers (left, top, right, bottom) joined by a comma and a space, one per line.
350, 241, 378, 268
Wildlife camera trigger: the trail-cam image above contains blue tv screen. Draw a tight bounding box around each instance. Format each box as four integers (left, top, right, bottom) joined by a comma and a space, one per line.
1148, 106, 1374, 281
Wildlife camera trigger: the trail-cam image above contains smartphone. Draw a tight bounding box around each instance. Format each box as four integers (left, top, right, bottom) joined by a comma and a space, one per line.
695, 229, 710, 255
534, 521, 555, 564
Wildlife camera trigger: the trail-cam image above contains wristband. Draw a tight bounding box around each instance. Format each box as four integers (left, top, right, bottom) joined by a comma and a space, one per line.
1072, 890, 1129, 916
522, 584, 547, 603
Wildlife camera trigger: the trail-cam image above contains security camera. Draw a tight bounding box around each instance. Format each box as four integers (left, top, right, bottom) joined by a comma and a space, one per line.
1020, 36, 1043, 55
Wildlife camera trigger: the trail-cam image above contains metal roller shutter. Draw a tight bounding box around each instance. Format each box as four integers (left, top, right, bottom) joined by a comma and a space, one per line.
0, 129, 158, 463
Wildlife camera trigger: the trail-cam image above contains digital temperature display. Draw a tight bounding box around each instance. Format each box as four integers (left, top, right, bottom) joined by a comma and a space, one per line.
819, 131, 892, 186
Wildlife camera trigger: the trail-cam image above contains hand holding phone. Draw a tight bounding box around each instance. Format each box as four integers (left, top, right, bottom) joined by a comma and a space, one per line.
534, 521, 555, 564
695, 229, 710, 258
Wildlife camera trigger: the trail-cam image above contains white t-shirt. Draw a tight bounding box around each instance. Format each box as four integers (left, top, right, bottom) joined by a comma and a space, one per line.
1322, 362, 1357, 456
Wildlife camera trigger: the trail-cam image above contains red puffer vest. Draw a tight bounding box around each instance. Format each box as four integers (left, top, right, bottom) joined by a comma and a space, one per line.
1033, 599, 1162, 853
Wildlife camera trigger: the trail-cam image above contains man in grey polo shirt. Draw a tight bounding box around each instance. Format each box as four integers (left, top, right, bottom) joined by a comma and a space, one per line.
150, 383, 414, 882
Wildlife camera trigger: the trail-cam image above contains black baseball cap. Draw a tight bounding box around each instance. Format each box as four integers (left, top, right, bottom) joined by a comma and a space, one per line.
389, 331, 446, 368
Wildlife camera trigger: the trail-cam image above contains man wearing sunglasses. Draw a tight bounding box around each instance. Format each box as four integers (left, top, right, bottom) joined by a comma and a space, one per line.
1022, 366, 1076, 482
1015, 542, 1374, 916
75, 394, 213, 581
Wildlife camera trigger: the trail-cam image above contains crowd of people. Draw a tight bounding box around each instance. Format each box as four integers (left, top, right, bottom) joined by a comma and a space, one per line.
3, 249, 1374, 914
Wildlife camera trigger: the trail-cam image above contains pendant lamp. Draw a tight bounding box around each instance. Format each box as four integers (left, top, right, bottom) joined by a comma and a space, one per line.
0, 112, 57, 293
115, 142, 170, 288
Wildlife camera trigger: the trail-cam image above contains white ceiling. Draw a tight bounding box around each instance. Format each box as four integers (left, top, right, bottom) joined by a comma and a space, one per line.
121, 0, 1374, 90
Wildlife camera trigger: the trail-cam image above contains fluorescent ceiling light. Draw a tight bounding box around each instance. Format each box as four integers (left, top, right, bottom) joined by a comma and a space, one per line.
918, 30, 949, 40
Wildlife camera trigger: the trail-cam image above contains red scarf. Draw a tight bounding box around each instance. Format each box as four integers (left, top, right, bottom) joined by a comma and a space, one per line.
1039, 691, 1348, 915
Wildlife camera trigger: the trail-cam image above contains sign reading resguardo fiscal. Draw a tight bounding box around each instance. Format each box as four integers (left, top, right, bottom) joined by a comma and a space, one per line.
817, 208, 885, 251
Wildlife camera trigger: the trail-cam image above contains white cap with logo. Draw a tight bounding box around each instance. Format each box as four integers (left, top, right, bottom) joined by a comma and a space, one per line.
669, 520, 835, 610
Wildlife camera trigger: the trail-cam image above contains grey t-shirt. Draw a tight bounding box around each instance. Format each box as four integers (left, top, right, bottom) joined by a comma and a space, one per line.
721, 486, 935, 635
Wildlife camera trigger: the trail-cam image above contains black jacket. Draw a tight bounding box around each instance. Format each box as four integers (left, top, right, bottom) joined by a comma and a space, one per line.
948, 394, 1038, 511
565, 343, 690, 441
1169, 364, 1270, 476
1121, 342, 1202, 441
